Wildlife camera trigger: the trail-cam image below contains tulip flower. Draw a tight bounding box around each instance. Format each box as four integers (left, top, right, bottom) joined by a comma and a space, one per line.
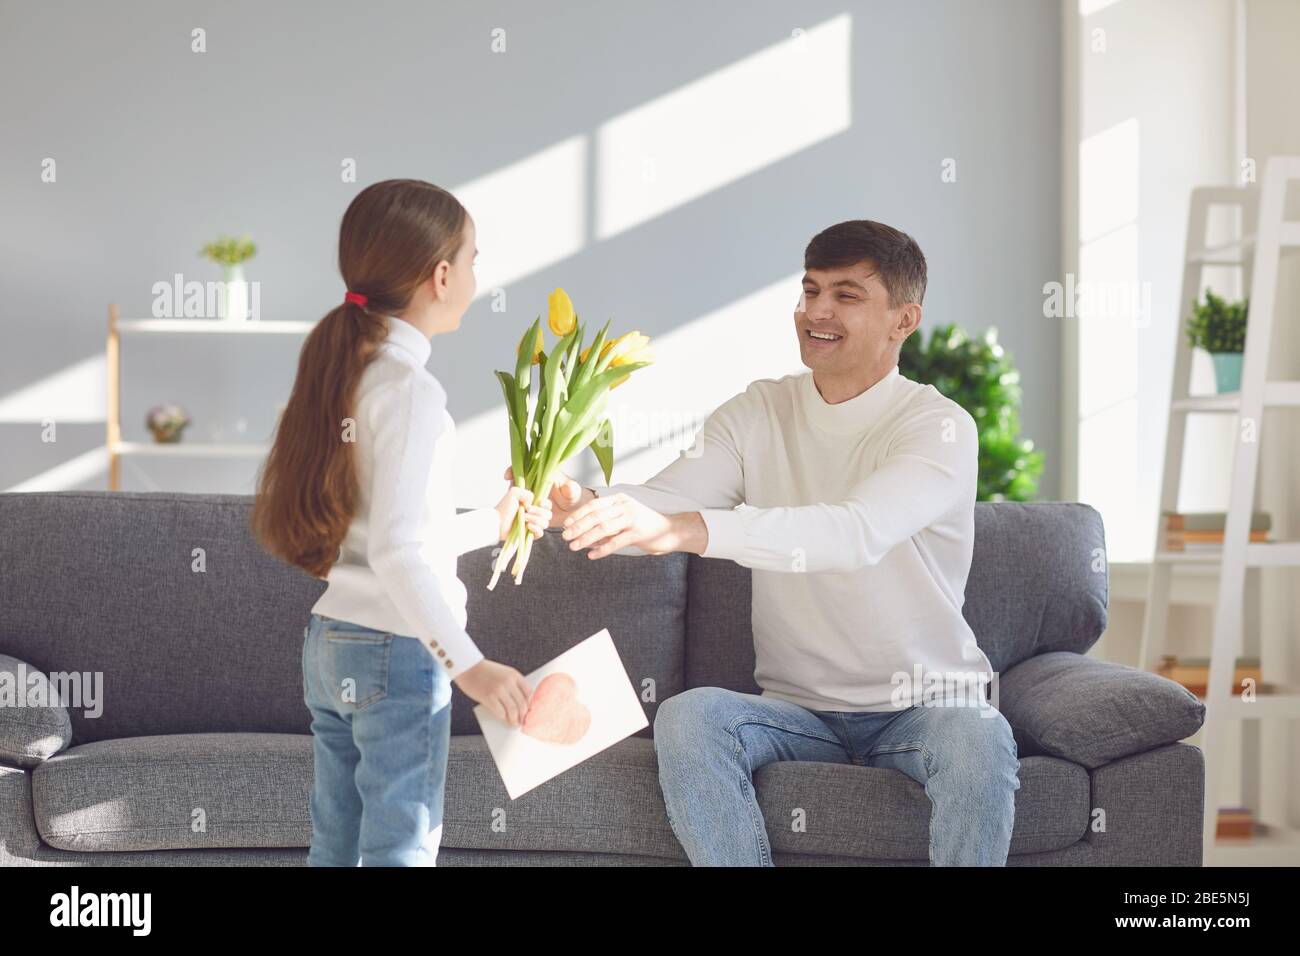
516, 323, 545, 365
489, 294, 653, 589
605, 331, 653, 389
548, 287, 576, 337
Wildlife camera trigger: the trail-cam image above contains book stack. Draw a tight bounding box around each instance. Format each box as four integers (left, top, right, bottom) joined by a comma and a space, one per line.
1217, 807, 1255, 839
1162, 510, 1271, 551
1156, 655, 1263, 697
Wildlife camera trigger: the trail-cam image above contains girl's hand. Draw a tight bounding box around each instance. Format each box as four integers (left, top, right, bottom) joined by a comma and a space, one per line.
494, 482, 552, 542
505, 466, 590, 528
454, 660, 533, 726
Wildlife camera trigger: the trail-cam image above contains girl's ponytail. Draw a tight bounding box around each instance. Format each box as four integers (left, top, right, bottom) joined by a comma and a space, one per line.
251, 180, 467, 579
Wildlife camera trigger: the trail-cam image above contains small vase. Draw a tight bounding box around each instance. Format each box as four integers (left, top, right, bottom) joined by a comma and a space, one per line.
149, 425, 185, 444
1210, 352, 1243, 393
222, 264, 249, 322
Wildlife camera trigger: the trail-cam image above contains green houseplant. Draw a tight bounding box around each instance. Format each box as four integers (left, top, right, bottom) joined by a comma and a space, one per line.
200, 235, 257, 322
1185, 289, 1247, 393
899, 323, 1044, 502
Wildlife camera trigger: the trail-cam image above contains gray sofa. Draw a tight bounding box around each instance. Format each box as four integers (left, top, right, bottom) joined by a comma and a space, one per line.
0, 491, 1207, 866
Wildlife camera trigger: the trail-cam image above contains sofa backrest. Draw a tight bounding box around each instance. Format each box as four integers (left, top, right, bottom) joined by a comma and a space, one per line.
0, 493, 1103, 745
0, 492, 688, 744
456, 533, 687, 737
683, 501, 1109, 691
0, 492, 320, 745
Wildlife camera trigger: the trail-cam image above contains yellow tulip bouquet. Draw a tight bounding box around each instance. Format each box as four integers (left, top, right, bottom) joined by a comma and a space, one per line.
488, 288, 654, 589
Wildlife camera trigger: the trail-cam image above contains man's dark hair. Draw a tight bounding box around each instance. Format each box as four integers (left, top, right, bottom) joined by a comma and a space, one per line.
804, 220, 927, 307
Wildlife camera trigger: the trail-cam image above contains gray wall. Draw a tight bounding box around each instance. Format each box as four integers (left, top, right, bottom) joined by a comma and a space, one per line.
0, 0, 1061, 500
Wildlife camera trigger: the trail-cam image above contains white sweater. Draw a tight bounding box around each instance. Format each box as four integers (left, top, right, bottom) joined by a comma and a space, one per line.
310, 315, 500, 679
604, 364, 994, 712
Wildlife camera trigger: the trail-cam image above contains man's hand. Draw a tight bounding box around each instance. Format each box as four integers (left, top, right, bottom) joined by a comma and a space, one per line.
560, 491, 708, 559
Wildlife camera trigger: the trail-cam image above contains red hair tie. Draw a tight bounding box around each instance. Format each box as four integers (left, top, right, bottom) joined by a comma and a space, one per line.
344, 291, 368, 307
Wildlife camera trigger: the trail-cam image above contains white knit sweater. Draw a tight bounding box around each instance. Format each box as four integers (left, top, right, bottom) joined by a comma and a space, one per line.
310, 315, 499, 679
604, 364, 994, 712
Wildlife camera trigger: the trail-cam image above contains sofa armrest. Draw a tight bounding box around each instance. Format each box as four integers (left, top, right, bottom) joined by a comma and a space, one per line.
0, 653, 73, 768
997, 651, 1205, 769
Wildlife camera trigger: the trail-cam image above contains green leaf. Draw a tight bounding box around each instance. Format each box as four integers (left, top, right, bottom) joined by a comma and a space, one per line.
551, 362, 648, 454
570, 319, 613, 393
514, 317, 541, 391
590, 418, 614, 484
555, 408, 608, 470
899, 322, 1043, 502
496, 371, 527, 482
539, 326, 578, 440
495, 369, 518, 423
564, 320, 584, 377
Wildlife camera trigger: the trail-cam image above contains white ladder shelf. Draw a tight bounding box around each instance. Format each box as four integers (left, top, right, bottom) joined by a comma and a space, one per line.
1138, 156, 1300, 865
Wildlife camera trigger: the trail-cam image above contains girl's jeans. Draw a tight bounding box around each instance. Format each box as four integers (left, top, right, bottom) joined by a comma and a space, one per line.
653, 686, 1022, 866
302, 612, 453, 866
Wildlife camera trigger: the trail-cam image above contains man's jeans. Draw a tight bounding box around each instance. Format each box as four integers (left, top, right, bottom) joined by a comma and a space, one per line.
301, 612, 453, 866
654, 687, 1021, 866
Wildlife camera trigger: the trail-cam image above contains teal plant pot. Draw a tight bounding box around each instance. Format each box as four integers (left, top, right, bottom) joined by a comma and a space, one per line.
1211, 351, 1243, 393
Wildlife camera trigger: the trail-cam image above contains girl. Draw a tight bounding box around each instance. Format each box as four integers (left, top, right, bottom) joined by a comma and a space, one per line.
252, 179, 548, 866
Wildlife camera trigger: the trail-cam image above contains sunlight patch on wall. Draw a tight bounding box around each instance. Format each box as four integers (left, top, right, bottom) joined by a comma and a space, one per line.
595, 14, 851, 240
1079, 117, 1139, 243
455, 135, 588, 298
1079, 0, 1124, 16
0, 354, 104, 424
6, 446, 107, 492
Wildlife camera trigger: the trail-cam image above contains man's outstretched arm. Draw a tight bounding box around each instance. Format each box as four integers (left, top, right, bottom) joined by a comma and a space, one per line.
563, 403, 978, 570
549, 394, 748, 556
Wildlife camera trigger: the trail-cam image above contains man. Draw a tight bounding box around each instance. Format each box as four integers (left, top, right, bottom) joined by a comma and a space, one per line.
550, 220, 1021, 866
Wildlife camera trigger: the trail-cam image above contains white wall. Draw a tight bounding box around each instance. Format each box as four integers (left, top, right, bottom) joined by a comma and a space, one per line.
1068, 0, 1237, 563
0, 0, 1063, 504
1078, 0, 1300, 840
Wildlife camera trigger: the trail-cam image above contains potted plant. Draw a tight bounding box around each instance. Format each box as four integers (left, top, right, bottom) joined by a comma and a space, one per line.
899, 323, 1044, 502
146, 403, 191, 443
200, 235, 257, 322
1185, 289, 1247, 393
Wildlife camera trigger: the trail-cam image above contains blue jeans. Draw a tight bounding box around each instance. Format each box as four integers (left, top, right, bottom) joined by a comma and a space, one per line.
653, 687, 1021, 866
301, 612, 453, 866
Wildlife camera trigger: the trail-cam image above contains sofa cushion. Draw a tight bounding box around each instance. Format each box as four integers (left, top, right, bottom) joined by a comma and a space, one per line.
32, 732, 312, 851
443, 736, 684, 858
997, 652, 1206, 769
683, 501, 1110, 690
32, 730, 682, 858
962, 503, 1109, 671
0, 653, 73, 768
756, 753, 1090, 859
445, 735, 1089, 860
457, 530, 688, 738
30, 728, 1089, 860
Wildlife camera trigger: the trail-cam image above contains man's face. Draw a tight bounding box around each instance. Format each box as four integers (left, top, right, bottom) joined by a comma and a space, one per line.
796, 262, 903, 376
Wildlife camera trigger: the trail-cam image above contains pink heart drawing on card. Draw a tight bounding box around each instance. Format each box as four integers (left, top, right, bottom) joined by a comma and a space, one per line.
521, 672, 591, 745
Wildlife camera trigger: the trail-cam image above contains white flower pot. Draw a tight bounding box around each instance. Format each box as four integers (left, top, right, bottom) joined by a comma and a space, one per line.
222, 264, 249, 322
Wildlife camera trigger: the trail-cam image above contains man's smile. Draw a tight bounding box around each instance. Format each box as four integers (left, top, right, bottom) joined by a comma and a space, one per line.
805, 328, 844, 347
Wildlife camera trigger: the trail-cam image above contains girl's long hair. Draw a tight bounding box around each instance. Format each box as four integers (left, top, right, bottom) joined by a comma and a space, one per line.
251, 179, 468, 579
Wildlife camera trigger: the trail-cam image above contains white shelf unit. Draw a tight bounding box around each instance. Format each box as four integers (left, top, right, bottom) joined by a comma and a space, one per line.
1137, 157, 1300, 866
106, 305, 314, 490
